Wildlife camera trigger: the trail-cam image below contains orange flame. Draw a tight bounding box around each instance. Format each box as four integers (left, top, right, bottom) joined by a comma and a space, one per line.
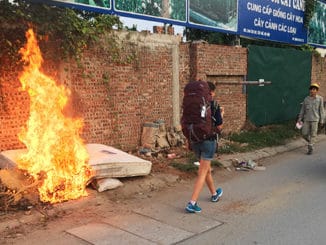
17, 28, 93, 203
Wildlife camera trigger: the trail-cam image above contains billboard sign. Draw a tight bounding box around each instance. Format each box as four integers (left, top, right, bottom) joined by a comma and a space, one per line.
74, 0, 110, 8
114, 0, 186, 23
45, 0, 325, 47
49, 0, 112, 12
238, 0, 307, 45
308, 0, 326, 47
188, 0, 238, 32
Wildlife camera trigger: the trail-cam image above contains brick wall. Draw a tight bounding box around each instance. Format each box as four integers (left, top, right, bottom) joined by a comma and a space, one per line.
0, 31, 181, 151
0, 68, 28, 151
0, 31, 247, 152
183, 42, 248, 133
60, 32, 179, 150
311, 55, 326, 99
0, 58, 61, 151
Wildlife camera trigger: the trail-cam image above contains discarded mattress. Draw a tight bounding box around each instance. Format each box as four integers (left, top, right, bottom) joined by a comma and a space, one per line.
0, 144, 152, 179
86, 144, 152, 178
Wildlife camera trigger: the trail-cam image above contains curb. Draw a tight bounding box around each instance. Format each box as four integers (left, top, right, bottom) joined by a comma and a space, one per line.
218, 134, 326, 168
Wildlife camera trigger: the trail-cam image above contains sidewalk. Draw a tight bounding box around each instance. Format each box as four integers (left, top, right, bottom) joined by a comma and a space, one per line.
1, 134, 326, 244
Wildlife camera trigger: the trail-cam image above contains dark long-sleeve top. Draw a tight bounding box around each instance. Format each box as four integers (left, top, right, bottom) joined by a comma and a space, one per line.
211, 100, 223, 127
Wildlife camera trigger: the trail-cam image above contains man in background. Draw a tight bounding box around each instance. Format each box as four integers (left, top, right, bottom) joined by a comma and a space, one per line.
297, 83, 325, 155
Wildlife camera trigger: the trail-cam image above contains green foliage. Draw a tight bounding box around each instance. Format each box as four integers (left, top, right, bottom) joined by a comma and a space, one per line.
124, 24, 138, 31
218, 142, 248, 154
186, 27, 316, 52
170, 161, 198, 172
170, 151, 197, 172
299, 44, 315, 52
299, 44, 320, 57
219, 121, 301, 154
0, 0, 121, 65
211, 160, 223, 168
170, 152, 222, 173
183, 151, 197, 163
185, 27, 237, 45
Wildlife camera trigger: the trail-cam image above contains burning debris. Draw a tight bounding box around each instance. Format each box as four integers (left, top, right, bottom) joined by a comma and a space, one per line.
0, 168, 39, 212
0, 143, 152, 210
0, 28, 154, 211
0, 28, 93, 206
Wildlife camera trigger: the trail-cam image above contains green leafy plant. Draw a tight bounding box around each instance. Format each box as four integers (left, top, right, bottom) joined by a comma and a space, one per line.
0, 0, 121, 66
170, 161, 198, 172
211, 160, 223, 168
170, 152, 223, 172
219, 121, 301, 154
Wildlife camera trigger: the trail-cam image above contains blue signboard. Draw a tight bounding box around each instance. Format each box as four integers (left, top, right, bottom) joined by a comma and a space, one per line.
238, 0, 307, 45
45, 0, 323, 47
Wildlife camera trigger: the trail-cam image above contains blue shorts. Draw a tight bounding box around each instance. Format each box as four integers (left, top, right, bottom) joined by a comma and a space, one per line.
191, 140, 216, 161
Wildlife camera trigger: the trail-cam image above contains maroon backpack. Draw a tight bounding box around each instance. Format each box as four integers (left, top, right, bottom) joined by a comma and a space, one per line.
181, 80, 213, 143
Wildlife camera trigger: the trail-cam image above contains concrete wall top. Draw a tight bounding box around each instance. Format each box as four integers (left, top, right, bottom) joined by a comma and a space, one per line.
114, 30, 182, 49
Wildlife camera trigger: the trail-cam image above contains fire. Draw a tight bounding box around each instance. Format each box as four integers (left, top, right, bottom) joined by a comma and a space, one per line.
17, 28, 93, 203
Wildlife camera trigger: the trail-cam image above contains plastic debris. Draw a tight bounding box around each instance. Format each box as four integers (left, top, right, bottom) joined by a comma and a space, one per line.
295, 121, 303, 130
233, 159, 265, 171
193, 161, 200, 166
235, 167, 250, 171
167, 153, 176, 159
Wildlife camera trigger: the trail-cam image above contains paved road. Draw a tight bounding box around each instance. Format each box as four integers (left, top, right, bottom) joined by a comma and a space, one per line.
178, 140, 326, 245
3, 137, 326, 244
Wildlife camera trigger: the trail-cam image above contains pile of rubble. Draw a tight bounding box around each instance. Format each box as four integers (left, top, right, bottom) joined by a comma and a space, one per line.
139, 120, 185, 158
0, 167, 40, 212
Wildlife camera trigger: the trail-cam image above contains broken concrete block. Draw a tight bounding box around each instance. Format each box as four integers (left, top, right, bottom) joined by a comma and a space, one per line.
141, 122, 159, 150
91, 178, 123, 192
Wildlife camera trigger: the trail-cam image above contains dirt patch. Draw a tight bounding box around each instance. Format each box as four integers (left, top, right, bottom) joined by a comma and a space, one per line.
221, 200, 249, 214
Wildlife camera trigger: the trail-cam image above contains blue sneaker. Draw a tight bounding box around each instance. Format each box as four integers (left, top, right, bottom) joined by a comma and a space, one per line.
211, 187, 223, 202
185, 202, 202, 213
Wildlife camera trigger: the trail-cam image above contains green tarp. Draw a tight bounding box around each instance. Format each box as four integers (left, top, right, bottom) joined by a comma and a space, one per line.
247, 45, 312, 126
